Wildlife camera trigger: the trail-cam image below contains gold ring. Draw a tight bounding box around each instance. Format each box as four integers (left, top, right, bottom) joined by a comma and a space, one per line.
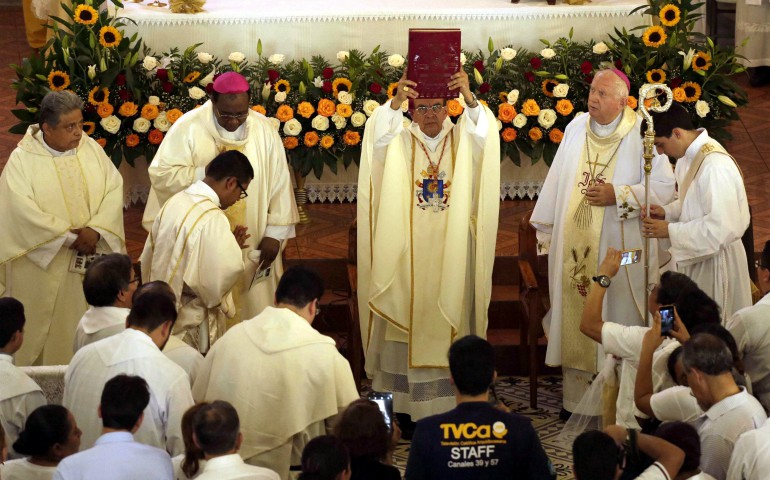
403, 86, 409, 92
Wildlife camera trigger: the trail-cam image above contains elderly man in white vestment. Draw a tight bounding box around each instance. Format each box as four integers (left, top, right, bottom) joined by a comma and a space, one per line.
142, 72, 298, 323
192, 266, 359, 480
641, 103, 751, 322
63, 283, 194, 455
141, 150, 253, 352
530, 68, 676, 414
357, 69, 500, 422
0, 91, 125, 366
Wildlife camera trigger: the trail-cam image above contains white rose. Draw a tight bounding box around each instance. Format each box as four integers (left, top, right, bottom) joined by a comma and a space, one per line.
283, 118, 302, 136
188, 86, 206, 100
228, 51, 245, 63
100, 115, 121, 134
311, 115, 330, 131
197, 52, 213, 64
274, 91, 287, 103
198, 70, 216, 87
142, 56, 158, 71
388, 54, 405, 68
500, 48, 517, 61
507, 89, 519, 105
268, 54, 285, 65
538, 109, 557, 129
153, 112, 172, 132
363, 99, 380, 116
312, 76, 324, 88
336, 51, 349, 62
148, 95, 160, 106
268, 117, 281, 131
351, 111, 366, 127
695, 100, 710, 118
460, 52, 467, 66
132, 117, 151, 134
540, 48, 556, 60
513, 113, 527, 129
553, 83, 570, 98
87, 64, 97, 80
331, 113, 347, 129
497, 120, 503, 131
337, 91, 353, 105
593, 42, 609, 55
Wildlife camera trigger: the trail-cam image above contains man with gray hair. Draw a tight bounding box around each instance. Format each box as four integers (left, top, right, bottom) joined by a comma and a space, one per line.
0, 90, 125, 366
531, 68, 676, 415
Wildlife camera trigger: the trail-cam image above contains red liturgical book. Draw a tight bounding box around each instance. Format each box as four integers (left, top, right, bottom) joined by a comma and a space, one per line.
407, 28, 462, 102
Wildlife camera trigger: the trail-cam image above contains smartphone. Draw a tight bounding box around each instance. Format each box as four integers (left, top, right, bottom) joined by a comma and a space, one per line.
659, 305, 675, 336
368, 391, 394, 431
620, 249, 642, 266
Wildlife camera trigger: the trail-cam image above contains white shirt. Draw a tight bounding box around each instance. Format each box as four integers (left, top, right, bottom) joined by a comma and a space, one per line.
195, 453, 279, 480
53, 431, 173, 480
162, 335, 204, 386
694, 387, 767, 480
0, 353, 47, 459
727, 293, 770, 411
726, 418, 770, 480
0, 458, 57, 480
649, 385, 703, 423
72, 306, 129, 353
172, 454, 207, 479
63, 329, 194, 455
635, 462, 671, 480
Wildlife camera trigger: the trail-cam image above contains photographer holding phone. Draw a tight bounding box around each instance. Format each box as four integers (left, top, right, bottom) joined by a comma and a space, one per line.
334, 399, 401, 480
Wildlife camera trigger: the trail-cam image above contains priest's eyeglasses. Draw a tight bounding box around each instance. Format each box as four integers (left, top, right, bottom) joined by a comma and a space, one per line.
757, 260, 768, 270
214, 106, 249, 121
236, 181, 249, 199
414, 104, 446, 116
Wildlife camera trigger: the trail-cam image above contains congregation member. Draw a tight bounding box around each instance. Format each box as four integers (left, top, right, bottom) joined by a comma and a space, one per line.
0, 90, 125, 366
63, 283, 193, 455
642, 103, 751, 322
726, 418, 770, 480
143, 71, 298, 322
73, 254, 136, 352
193, 266, 359, 480
141, 150, 253, 352
54, 375, 174, 480
0, 405, 81, 480
191, 401, 279, 480
531, 68, 676, 415
357, 65, 500, 423
333, 399, 400, 480
298, 436, 351, 480
405, 335, 554, 480
172, 402, 209, 480
0, 297, 46, 458
654, 422, 716, 480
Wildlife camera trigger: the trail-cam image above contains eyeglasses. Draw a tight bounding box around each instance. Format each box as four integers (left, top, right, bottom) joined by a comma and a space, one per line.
414, 104, 446, 116
756, 260, 768, 270
236, 181, 249, 199
57, 121, 84, 133
214, 105, 249, 121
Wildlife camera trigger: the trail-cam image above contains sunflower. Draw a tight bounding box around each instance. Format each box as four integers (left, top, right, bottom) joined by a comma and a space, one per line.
88, 87, 110, 105
642, 26, 667, 48
99, 26, 122, 48
646, 69, 667, 84
498, 92, 509, 103
82, 122, 96, 135
74, 4, 98, 25
692, 52, 712, 72
274, 79, 291, 94
541, 79, 559, 98
47, 70, 70, 91
659, 4, 681, 27
332, 78, 353, 98
387, 82, 399, 99
183, 71, 201, 83
682, 82, 702, 102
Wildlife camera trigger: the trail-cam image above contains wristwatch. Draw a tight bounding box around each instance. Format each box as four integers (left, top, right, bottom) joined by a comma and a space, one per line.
592, 275, 611, 288
466, 93, 479, 108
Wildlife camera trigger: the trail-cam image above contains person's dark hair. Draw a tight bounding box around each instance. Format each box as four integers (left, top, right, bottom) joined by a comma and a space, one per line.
573, 430, 618, 480
83, 253, 133, 306
674, 288, 721, 332
640, 102, 694, 138
656, 271, 698, 305
654, 422, 700, 473
690, 324, 739, 365
334, 399, 390, 461
13, 405, 72, 457
39, 91, 83, 127
667, 345, 684, 385
132, 280, 176, 304
181, 403, 209, 478
299, 435, 350, 480
0, 297, 25, 348
100, 374, 150, 431
205, 150, 255, 185
682, 333, 733, 375
275, 266, 324, 309
193, 401, 240, 456
448, 335, 495, 396
126, 285, 177, 331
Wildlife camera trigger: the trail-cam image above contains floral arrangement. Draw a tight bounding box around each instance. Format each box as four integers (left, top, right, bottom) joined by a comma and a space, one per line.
10, 0, 748, 175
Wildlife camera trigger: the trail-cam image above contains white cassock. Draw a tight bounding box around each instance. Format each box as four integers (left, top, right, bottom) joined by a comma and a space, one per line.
531, 109, 676, 411
0, 126, 125, 366
161, 335, 204, 386
357, 100, 500, 420
0, 353, 47, 459
663, 130, 751, 322
192, 306, 359, 480
141, 181, 245, 349
142, 101, 298, 322
73, 305, 129, 353
63, 329, 194, 455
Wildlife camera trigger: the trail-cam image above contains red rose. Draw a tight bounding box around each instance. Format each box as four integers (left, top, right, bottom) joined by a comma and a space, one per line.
670, 77, 683, 88
85, 103, 96, 113
267, 69, 280, 83
585, 75, 594, 84
530, 57, 542, 69
615, 59, 623, 69
479, 82, 491, 94
115, 73, 126, 86
156, 69, 168, 81
323, 67, 334, 79
118, 89, 131, 101
581, 61, 593, 75
474, 60, 485, 73
369, 82, 382, 94
322, 81, 332, 93
162, 81, 174, 93
205, 83, 215, 94
525, 71, 536, 82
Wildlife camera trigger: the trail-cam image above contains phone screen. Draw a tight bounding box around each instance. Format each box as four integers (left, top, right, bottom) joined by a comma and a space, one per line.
368, 391, 393, 431
620, 249, 642, 266
659, 306, 675, 335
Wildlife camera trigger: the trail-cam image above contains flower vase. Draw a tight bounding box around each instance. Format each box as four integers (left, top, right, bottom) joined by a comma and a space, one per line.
293, 169, 311, 225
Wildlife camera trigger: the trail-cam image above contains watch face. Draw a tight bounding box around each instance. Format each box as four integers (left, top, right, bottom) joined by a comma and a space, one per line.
600, 277, 610, 287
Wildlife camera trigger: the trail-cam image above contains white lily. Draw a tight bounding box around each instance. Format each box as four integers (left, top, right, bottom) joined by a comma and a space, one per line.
679, 48, 695, 71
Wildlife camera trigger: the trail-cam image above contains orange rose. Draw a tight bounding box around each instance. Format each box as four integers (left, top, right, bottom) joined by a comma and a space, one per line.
446, 99, 464, 117
627, 96, 638, 110
317, 99, 336, 117
521, 99, 540, 117
549, 128, 564, 143
141, 104, 159, 120
125, 134, 140, 147
96, 138, 107, 148
336, 104, 353, 118
501, 127, 517, 143
343, 130, 361, 146
297, 101, 315, 119
555, 99, 574, 116
320, 135, 334, 149
148, 129, 164, 145
304, 131, 320, 147
118, 102, 138, 117
276, 105, 294, 122
166, 108, 183, 124
251, 105, 267, 115
672, 87, 686, 103
529, 127, 543, 141
283, 137, 299, 149
497, 103, 516, 123
97, 103, 114, 118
